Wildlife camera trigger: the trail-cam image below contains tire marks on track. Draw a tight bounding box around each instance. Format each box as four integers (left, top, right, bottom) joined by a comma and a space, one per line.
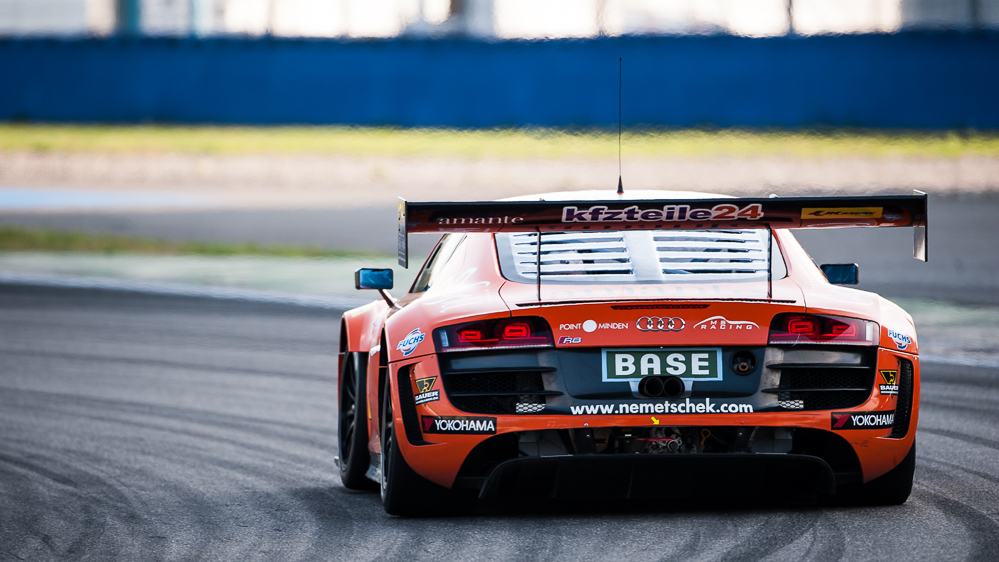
1, 285, 999, 561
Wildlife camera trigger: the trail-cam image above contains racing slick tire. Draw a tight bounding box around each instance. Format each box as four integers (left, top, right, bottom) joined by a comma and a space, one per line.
338, 352, 377, 490
831, 442, 916, 506
379, 377, 475, 517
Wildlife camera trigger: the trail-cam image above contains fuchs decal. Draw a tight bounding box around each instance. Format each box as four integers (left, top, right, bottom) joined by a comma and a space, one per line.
397, 328, 426, 357
421, 416, 496, 435
692, 316, 760, 331
414, 376, 439, 405
879, 370, 899, 396
831, 411, 895, 430
888, 327, 912, 350
561, 203, 764, 223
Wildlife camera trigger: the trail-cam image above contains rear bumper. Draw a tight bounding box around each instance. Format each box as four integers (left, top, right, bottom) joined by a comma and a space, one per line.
391, 347, 919, 489
474, 453, 837, 500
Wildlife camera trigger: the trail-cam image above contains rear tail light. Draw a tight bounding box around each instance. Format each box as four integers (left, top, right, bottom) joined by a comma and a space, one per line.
769, 313, 878, 346
435, 317, 554, 353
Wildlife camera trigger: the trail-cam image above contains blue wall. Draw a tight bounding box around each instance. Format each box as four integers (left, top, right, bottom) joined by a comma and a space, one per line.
1, 33, 997, 128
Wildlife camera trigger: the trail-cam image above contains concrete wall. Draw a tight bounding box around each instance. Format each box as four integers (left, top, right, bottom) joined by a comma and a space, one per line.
1, 33, 996, 128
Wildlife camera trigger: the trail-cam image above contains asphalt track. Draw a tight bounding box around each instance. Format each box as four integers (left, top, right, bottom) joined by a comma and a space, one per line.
1, 285, 998, 561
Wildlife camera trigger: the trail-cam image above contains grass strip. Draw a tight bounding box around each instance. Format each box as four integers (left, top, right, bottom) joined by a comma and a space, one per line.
2, 124, 998, 158
0, 225, 385, 259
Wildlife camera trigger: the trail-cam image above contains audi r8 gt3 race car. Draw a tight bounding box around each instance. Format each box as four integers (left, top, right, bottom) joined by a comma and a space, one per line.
337, 190, 926, 516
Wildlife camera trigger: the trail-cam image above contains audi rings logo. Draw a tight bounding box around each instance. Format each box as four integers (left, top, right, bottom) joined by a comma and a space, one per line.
636, 317, 685, 332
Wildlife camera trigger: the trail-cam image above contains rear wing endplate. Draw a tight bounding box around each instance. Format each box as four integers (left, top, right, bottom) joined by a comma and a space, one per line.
397, 192, 927, 268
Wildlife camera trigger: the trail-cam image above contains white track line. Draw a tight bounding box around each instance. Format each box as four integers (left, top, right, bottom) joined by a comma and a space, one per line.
0, 271, 369, 310
1, 271, 995, 369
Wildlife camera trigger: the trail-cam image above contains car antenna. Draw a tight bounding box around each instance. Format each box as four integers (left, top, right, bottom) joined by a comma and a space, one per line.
617, 56, 624, 196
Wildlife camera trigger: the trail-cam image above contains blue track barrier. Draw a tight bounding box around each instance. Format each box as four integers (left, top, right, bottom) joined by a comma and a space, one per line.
0, 33, 996, 128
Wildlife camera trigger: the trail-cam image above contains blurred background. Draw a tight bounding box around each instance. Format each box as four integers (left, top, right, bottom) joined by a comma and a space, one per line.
2, 0, 998, 38
0, 0, 997, 326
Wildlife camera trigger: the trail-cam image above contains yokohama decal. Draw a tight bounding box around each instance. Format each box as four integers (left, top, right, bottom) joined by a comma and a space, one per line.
421, 416, 496, 435
831, 411, 895, 430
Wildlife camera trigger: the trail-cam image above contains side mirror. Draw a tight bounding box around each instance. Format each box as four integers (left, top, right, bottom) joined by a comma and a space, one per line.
820, 263, 859, 285
355, 268, 393, 290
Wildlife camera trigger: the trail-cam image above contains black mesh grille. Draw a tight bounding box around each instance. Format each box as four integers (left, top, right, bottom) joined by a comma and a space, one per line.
443, 371, 548, 415
889, 359, 914, 438
776, 363, 875, 411
778, 368, 868, 390
780, 390, 871, 410
447, 372, 544, 394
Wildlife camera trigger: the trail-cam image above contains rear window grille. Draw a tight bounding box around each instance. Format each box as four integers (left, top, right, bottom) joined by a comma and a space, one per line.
498, 230, 777, 285
654, 231, 769, 277
510, 232, 634, 280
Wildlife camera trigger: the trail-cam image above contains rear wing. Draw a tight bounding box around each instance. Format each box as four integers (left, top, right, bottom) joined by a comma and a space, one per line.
397, 192, 927, 268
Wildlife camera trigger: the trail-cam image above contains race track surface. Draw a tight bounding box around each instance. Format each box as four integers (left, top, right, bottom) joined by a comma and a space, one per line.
1, 286, 998, 561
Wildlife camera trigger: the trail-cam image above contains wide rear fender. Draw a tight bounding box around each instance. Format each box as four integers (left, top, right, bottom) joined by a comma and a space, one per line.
341, 300, 390, 354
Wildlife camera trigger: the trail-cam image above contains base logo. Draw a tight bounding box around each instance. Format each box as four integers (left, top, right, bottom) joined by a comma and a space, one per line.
414, 376, 439, 405
879, 370, 899, 396
421, 416, 496, 435
831, 411, 895, 430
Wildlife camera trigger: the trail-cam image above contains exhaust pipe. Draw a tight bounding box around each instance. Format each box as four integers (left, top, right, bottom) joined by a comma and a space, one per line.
638, 376, 664, 397
662, 375, 685, 397
638, 375, 686, 398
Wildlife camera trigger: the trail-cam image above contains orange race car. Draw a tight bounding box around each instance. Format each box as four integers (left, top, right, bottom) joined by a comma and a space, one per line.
337, 190, 926, 516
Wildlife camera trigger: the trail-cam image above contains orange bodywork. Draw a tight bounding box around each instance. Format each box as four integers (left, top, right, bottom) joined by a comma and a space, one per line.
340, 227, 920, 491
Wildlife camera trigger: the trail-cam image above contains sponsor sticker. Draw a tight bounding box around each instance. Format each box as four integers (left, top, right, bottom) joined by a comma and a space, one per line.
570, 397, 753, 416
879, 370, 899, 396
692, 315, 760, 331
561, 203, 764, 223
436, 215, 524, 225
888, 327, 912, 350
801, 207, 883, 219
558, 336, 582, 345
414, 376, 439, 405
831, 411, 895, 430
882, 213, 905, 221
397, 328, 426, 357
559, 320, 627, 332
602, 348, 723, 382
421, 416, 496, 435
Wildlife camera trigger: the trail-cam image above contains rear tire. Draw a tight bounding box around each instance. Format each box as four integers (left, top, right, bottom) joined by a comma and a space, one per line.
338, 352, 377, 490
380, 376, 475, 516
833, 442, 915, 506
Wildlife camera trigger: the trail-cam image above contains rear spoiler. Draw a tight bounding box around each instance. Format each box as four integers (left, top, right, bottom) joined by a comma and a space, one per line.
397, 192, 928, 268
